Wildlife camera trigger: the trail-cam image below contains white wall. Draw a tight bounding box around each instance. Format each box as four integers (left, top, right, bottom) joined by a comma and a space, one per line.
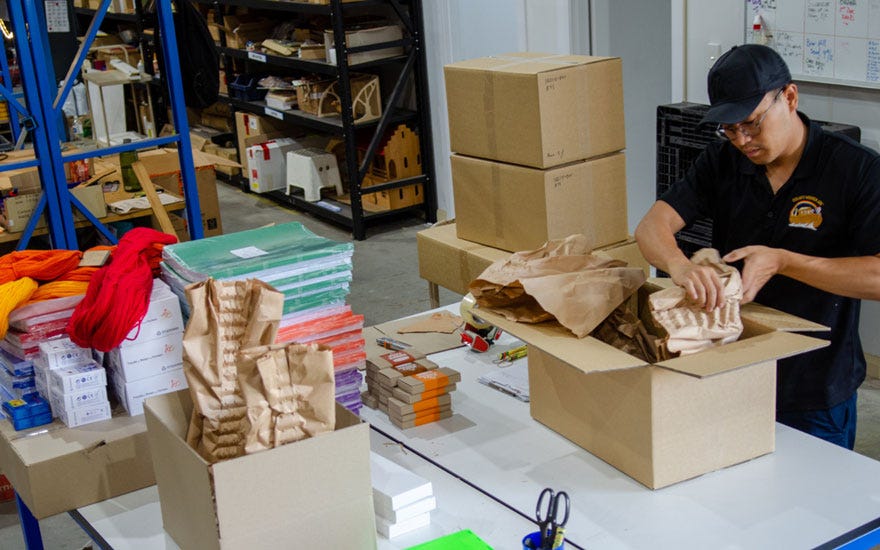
681, 1, 880, 355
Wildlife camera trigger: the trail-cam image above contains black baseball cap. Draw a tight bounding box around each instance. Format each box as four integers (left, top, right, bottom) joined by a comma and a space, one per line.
700, 44, 791, 125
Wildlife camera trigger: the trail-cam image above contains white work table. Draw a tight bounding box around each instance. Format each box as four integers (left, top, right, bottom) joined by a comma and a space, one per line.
359, 330, 880, 550
72, 323, 880, 549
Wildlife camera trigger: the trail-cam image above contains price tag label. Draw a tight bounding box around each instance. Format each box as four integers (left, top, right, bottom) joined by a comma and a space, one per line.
264, 108, 284, 120
248, 51, 267, 63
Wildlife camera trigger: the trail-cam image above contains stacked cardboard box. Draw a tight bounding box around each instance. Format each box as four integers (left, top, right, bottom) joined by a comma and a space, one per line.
363, 349, 460, 429
34, 338, 92, 405
444, 53, 629, 253
371, 452, 436, 538
106, 279, 187, 416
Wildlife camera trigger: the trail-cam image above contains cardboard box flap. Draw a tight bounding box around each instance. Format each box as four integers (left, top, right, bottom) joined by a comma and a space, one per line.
740, 302, 830, 332
475, 308, 646, 373
445, 53, 613, 74
656, 331, 829, 378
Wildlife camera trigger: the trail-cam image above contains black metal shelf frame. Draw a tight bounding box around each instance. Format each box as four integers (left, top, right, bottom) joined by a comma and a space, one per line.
208, 0, 436, 239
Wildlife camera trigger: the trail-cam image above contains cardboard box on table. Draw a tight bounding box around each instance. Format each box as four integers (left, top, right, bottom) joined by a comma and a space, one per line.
476, 282, 830, 489
144, 390, 377, 550
416, 221, 648, 297
0, 416, 152, 518
444, 53, 625, 168
451, 152, 629, 253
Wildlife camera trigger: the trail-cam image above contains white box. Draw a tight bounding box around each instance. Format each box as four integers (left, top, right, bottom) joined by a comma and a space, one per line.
376, 512, 430, 539
56, 401, 112, 428
121, 281, 184, 345
108, 332, 183, 382
376, 495, 436, 524
247, 138, 303, 194
370, 452, 433, 518
50, 385, 108, 411
112, 367, 187, 416
49, 362, 106, 395
38, 338, 92, 370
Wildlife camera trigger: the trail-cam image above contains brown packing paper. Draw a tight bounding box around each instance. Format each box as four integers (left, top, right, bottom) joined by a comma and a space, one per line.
396, 311, 462, 334
648, 248, 743, 355
237, 343, 336, 454
182, 279, 284, 463
469, 234, 646, 337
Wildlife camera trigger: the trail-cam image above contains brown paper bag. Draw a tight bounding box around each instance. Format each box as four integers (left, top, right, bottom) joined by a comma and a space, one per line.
237, 343, 336, 454
648, 248, 743, 355
182, 278, 284, 463
469, 235, 646, 337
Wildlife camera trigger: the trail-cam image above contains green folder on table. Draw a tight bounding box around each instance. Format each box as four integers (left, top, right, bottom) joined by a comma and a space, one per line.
406, 529, 494, 550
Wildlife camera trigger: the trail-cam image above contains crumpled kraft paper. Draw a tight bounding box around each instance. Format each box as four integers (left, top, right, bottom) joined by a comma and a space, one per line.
469, 235, 647, 337
648, 248, 743, 355
182, 278, 284, 463
237, 343, 335, 454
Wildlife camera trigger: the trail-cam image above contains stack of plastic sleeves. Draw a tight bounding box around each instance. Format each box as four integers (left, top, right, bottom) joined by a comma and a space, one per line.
160, 222, 366, 414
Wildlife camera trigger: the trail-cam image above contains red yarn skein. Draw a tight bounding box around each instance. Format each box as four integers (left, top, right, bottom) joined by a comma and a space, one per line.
67, 228, 177, 352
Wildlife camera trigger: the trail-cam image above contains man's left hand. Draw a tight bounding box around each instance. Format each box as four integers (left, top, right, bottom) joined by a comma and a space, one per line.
722, 245, 790, 303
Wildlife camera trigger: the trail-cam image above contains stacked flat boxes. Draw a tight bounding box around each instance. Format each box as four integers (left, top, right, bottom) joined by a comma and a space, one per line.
362, 350, 459, 429
36, 339, 110, 427
444, 52, 629, 254
106, 279, 188, 416
371, 452, 436, 538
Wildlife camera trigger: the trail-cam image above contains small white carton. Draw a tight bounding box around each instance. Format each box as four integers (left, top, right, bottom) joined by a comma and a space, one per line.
55, 401, 112, 428
49, 362, 106, 395
38, 338, 92, 371
108, 332, 183, 382
370, 452, 433, 518
121, 281, 184, 345
111, 366, 187, 416
247, 138, 302, 193
50, 385, 108, 411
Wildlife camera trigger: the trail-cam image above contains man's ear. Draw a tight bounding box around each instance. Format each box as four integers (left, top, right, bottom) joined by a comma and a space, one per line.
784, 83, 799, 111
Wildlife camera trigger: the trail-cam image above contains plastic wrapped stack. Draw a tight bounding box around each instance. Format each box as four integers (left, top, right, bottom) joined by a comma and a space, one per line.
160, 222, 365, 414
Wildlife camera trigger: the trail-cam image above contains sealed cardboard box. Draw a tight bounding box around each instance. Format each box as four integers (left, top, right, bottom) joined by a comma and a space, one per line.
444, 53, 625, 168
416, 222, 649, 296
324, 25, 404, 65
452, 152, 628, 252
145, 390, 377, 550
477, 285, 829, 489
0, 415, 153, 518
235, 111, 286, 174
2, 186, 107, 233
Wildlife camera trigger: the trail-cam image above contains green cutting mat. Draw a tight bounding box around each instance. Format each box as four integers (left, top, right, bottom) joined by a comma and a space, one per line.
406, 529, 494, 550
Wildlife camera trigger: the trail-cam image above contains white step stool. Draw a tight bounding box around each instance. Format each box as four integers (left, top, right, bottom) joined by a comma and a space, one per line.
285, 147, 343, 202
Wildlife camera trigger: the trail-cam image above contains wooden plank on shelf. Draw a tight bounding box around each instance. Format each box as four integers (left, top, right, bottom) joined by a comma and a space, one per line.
132, 161, 176, 236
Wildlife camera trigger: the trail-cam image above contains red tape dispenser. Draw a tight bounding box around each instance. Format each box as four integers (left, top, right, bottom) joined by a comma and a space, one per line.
459, 293, 501, 353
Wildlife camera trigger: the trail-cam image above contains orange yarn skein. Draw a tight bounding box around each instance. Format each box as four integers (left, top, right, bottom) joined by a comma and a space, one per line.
0, 277, 38, 338
0, 250, 82, 284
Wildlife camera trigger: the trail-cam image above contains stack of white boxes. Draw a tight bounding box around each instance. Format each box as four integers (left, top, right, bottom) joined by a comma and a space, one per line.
370, 452, 436, 539
37, 339, 111, 427
106, 279, 188, 416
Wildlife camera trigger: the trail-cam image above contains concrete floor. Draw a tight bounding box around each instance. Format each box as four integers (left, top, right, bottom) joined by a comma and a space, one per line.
0, 180, 878, 548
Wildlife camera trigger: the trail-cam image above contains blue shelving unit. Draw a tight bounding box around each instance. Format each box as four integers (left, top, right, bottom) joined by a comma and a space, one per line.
0, 0, 202, 251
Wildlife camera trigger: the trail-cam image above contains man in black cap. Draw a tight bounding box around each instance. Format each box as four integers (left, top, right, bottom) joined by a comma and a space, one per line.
635, 44, 880, 449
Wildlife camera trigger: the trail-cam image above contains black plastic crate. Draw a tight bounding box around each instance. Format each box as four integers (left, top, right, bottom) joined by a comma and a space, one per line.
228, 74, 268, 101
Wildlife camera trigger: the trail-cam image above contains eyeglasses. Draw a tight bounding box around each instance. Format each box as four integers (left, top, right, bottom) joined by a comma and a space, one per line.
715, 87, 785, 140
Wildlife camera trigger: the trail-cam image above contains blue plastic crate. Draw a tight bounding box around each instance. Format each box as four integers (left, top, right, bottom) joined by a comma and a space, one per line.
228, 74, 268, 101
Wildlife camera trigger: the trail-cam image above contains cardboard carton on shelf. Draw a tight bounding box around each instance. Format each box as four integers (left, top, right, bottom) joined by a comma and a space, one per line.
451, 151, 629, 253
145, 390, 377, 550
234, 111, 286, 175
1, 186, 107, 233
444, 53, 625, 168
476, 282, 830, 489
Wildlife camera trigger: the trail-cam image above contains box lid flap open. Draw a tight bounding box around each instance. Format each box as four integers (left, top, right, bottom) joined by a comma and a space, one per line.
656, 330, 829, 378
740, 302, 830, 332
475, 308, 646, 373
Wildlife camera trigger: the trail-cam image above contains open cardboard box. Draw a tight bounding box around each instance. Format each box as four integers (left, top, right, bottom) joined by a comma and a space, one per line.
144, 390, 377, 550
476, 280, 830, 489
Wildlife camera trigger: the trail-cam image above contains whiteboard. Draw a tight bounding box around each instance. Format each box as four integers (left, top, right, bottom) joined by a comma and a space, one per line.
745, 0, 880, 88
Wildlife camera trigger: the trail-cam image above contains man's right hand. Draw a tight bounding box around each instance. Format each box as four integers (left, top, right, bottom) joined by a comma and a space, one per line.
667, 260, 725, 311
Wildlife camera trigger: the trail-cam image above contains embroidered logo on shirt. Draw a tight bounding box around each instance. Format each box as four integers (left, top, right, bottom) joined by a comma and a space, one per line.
789, 195, 823, 231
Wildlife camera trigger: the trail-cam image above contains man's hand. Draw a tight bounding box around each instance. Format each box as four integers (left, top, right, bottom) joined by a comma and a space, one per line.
667, 260, 725, 311
723, 245, 789, 303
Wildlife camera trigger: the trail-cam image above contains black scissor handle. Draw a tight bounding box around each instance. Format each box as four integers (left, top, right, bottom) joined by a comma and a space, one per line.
552, 491, 571, 527
536, 487, 555, 522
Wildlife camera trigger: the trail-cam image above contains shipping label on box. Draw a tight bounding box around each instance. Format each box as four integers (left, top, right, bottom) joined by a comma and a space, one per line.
444, 53, 625, 168
49, 362, 106, 395
452, 152, 629, 252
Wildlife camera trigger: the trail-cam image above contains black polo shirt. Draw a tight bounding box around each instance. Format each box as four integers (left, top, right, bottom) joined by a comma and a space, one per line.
661, 113, 880, 411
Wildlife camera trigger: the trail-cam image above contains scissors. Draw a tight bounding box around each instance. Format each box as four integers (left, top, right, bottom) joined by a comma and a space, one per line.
535, 487, 570, 549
